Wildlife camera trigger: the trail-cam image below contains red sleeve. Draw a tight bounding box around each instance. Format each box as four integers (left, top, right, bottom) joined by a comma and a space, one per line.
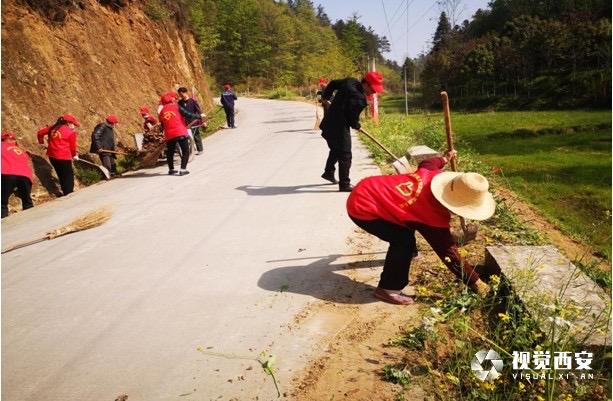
70, 130, 77, 156
408, 222, 480, 285
418, 156, 446, 171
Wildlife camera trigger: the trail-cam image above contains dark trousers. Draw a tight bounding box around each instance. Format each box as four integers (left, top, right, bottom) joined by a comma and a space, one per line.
324, 148, 352, 187
49, 158, 74, 195
98, 154, 117, 174
224, 107, 235, 128
166, 136, 190, 170
1, 175, 33, 218
350, 217, 417, 290
191, 126, 203, 152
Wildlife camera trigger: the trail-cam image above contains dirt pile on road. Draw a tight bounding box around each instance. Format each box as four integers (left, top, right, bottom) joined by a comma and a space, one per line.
1, 0, 212, 195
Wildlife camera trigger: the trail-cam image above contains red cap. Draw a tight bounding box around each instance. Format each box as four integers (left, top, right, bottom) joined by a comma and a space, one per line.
1, 132, 16, 141
162, 91, 178, 99
318, 77, 327, 87
160, 94, 175, 104
139, 106, 150, 114
62, 113, 81, 127
106, 114, 119, 124
363, 71, 384, 93
37, 126, 50, 136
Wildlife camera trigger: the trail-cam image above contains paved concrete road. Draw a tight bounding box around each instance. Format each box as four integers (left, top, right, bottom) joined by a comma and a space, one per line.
2, 98, 380, 401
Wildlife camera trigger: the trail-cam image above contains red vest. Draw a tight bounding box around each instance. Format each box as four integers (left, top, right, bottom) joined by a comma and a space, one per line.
2, 141, 33, 182
46, 124, 77, 160
347, 167, 451, 228
159, 103, 188, 140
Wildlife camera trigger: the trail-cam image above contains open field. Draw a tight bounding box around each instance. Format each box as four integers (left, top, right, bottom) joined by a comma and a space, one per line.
365, 100, 612, 259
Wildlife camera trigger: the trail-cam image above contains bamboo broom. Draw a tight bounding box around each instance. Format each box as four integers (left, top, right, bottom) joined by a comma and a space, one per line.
2, 207, 112, 254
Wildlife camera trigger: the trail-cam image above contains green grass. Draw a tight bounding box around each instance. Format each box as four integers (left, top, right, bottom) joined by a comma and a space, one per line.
362, 108, 612, 258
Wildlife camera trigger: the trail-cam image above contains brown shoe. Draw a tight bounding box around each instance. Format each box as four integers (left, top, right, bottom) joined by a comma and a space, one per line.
374, 288, 414, 305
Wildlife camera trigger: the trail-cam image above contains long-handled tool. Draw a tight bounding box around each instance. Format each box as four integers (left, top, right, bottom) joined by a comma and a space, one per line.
98, 149, 128, 156
1, 207, 112, 254
440, 91, 472, 236
314, 101, 321, 129
358, 128, 411, 173
74, 157, 111, 180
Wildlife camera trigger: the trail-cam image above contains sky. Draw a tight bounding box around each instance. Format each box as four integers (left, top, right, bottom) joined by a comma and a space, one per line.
315, 0, 491, 64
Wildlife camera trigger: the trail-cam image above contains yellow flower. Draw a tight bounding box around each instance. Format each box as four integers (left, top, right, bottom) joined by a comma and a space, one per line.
498, 313, 511, 322
490, 275, 501, 286
536, 396, 545, 401
458, 247, 468, 258
444, 256, 451, 262
416, 286, 429, 296
518, 382, 525, 392
480, 381, 496, 391
446, 373, 460, 385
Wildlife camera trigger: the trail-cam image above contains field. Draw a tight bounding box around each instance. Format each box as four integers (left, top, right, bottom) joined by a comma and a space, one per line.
365, 96, 612, 258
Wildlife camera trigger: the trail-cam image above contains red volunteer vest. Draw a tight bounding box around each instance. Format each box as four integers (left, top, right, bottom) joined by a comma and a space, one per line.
347, 167, 451, 228
2, 141, 33, 182
47, 124, 77, 160
159, 103, 188, 140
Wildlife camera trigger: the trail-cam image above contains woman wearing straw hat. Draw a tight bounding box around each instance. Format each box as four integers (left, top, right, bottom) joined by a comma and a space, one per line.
346, 151, 495, 304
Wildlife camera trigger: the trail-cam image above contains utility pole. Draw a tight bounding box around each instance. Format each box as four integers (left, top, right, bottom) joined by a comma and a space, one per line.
404, 64, 408, 115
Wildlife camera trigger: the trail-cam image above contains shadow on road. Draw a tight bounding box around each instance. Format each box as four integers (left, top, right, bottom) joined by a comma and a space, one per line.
235, 183, 337, 196
258, 254, 385, 304
272, 129, 318, 134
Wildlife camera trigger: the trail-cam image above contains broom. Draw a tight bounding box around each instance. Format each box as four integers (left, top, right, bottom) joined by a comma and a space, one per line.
2, 207, 112, 254
314, 100, 321, 129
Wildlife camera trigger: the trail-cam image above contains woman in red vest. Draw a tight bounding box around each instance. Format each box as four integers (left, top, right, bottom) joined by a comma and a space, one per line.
37, 113, 80, 195
158, 93, 190, 176
2, 132, 34, 218
346, 151, 496, 304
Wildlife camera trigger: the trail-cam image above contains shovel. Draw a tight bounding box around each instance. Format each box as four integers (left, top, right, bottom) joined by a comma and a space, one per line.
440, 91, 475, 239
358, 128, 411, 173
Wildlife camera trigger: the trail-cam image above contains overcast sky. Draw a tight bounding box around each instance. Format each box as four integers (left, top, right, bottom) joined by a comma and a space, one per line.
315, 0, 491, 64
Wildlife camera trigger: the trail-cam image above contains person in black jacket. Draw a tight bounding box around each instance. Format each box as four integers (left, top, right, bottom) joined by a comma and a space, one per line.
90, 115, 119, 176
221, 83, 238, 128
319, 71, 384, 192
177, 87, 206, 154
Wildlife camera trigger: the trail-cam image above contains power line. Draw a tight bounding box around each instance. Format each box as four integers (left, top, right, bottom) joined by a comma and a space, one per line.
388, 0, 409, 28
394, 1, 438, 46
380, 0, 395, 50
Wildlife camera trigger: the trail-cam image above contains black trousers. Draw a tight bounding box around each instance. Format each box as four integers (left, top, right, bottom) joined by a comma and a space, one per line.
350, 217, 417, 291
323, 136, 352, 187
191, 127, 203, 152
49, 158, 74, 195
223, 107, 235, 128
166, 136, 190, 170
98, 154, 117, 174
1, 175, 33, 218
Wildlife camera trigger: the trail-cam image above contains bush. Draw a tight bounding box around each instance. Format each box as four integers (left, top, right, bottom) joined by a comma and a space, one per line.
145, 0, 171, 21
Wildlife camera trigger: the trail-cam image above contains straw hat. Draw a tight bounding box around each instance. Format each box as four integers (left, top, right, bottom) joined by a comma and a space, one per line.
431, 172, 496, 221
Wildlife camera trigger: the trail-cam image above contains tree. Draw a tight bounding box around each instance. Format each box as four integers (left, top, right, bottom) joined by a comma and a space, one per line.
432, 12, 451, 51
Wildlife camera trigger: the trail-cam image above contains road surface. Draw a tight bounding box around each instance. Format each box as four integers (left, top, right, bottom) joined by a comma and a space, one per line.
2, 98, 382, 401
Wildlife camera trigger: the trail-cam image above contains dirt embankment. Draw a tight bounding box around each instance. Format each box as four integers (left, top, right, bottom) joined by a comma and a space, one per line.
1, 0, 212, 196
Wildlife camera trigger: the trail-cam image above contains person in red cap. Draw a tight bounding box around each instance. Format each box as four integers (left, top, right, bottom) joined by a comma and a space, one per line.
140, 106, 158, 133
158, 93, 190, 175
220, 83, 237, 128
2, 132, 34, 218
90, 115, 119, 176
37, 114, 80, 195
319, 71, 384, 192
346, 151, 496, 304
316, 77, 328, 115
